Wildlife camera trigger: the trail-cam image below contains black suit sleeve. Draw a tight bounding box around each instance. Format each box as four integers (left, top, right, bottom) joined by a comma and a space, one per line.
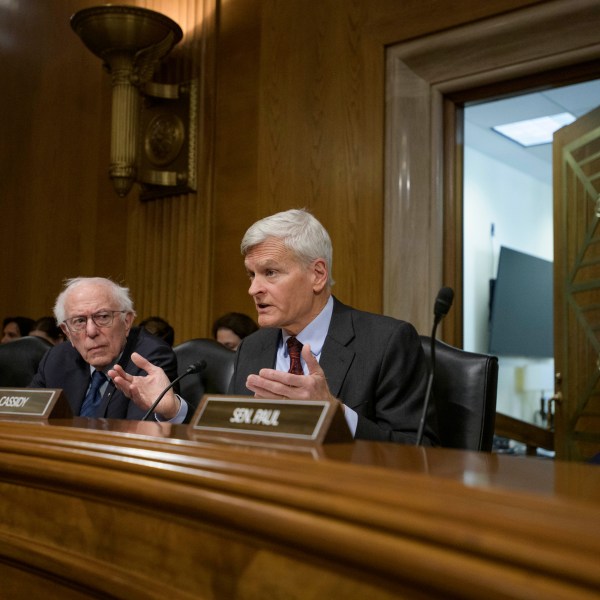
352, 320, 436, 445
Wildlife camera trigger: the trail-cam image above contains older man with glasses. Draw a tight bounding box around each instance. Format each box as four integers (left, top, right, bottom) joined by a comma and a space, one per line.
29, 276, 187, 422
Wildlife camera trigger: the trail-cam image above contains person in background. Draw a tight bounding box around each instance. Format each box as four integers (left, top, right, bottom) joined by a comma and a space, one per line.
139, 316, 175, 347
30, 277, 187, 422
29, 316, 66, 345
212, 312, 258, 351
1, 316, 35, 344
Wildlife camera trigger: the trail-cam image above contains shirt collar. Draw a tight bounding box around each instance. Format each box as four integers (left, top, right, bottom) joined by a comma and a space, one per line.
282, 295, 334, 358
88, 350, 124, 379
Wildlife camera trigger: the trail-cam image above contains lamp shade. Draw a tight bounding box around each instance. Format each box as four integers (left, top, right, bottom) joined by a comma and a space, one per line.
70, 5, 182, 62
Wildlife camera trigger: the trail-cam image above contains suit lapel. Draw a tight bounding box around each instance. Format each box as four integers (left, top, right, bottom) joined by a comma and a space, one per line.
319, 298, 355, 398
97, 328, 141, 418
64, 351, 92, 416
250, 328, 279, 372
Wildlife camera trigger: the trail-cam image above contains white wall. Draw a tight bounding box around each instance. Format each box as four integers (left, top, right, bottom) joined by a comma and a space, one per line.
463, 146, 554, 422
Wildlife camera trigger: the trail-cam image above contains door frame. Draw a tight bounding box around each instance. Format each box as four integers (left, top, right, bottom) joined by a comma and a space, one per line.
384, 0, 600, 343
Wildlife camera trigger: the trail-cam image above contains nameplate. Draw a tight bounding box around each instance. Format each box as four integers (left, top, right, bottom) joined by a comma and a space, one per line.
189, 395, 353, 446
0, 388, 71, 420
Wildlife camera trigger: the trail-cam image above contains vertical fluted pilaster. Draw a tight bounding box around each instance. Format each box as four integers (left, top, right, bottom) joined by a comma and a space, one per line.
109, 54, 140, 197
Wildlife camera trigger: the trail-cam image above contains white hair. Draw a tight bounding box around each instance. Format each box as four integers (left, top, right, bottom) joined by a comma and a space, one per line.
241, 208, 334, 287
54, 277, 136, 323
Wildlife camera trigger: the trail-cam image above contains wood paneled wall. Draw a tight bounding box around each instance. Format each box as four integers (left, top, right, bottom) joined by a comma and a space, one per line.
124, 0, 218, 344
0, 0, 217, 344
1, 0, 542, 343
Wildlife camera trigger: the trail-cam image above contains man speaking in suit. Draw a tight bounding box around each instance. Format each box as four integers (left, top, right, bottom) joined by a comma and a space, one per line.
228, 208, 438, 445
30, 277, 187, 422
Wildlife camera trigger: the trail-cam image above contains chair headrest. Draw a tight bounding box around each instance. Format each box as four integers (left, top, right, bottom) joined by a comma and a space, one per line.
0, 336, 53, 387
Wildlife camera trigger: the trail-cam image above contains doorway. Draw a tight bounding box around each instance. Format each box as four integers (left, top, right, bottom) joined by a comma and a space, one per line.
463, 81, 600, 425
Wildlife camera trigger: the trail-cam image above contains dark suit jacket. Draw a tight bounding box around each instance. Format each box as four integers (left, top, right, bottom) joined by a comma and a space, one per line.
228, 297, 438, 445
29, 327, 179, 419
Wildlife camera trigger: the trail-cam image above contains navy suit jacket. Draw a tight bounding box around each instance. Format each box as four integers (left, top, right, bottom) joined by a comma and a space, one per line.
228, 297, 438, 445
29, 327, 178, 419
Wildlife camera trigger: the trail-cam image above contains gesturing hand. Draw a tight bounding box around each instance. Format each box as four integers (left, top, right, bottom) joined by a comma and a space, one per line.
246, 343, 340, 406
108, 352, 180, 420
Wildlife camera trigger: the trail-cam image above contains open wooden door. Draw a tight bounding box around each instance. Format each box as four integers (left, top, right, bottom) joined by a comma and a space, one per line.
553, 106, 600, 461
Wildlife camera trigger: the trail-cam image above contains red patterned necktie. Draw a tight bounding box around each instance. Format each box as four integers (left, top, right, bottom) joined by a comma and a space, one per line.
286, 337, 304, 375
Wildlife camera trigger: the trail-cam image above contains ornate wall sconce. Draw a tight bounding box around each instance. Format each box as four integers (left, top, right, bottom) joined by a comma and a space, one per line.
71, 5, 197, 199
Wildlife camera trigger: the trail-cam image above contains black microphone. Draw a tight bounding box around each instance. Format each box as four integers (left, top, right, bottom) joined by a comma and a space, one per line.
141, 360, 206, 421
416, 287, 454, 445
434, 286, 454, 323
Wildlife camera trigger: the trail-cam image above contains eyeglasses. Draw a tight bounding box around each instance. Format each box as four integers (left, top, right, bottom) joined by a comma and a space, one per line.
63, 310, 127, 332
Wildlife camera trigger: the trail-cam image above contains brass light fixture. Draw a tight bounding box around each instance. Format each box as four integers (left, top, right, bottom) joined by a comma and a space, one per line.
71, 5, 197, 199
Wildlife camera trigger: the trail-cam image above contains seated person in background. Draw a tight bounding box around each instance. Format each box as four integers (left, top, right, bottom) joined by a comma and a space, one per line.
228, 208, 438, 445
30, 277, 187, 422
2, 316, 35, 344
212, 312, 258, 351
139, 315, 175, 346
29, 316, 66, 345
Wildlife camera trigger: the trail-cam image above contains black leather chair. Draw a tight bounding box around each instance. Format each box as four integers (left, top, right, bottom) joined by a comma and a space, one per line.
173, 338, 235, 419
0, 336, 52, 387
420, 336, 498, 452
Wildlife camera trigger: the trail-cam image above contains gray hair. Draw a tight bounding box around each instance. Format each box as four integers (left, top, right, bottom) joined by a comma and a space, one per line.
241, 208, 334, 287
54, 277, 136, 324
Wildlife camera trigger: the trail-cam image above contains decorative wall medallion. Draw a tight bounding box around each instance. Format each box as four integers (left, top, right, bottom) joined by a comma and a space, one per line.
144, 113, 185, 167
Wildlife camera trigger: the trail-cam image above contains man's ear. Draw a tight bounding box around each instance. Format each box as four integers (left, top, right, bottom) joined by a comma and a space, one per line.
312, 258, 329, 292
123, 312, 135, 335
59, 323, 73, 345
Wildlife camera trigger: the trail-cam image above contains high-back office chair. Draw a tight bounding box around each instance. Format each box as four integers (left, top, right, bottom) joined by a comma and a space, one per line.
173, 338, 235, 418
0, 336, 52, 387
420, 336, 498, 452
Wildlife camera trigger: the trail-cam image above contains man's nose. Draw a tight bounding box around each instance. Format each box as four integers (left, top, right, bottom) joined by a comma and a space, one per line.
248, 277, 262, 296
85, 317, 99, 336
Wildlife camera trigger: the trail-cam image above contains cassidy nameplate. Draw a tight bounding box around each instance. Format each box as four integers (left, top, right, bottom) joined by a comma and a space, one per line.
189, 395, 353, 445
0, 388, 71, 419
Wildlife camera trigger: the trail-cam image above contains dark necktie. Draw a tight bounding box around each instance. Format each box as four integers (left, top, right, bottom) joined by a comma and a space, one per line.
80, 370, 107, 417
287, 337, 304, 375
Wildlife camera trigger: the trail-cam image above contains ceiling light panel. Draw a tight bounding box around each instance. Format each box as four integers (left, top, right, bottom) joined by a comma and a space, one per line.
492, 112, 576, 147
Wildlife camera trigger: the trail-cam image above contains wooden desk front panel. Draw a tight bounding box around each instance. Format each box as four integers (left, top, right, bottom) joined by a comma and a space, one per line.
0, 420, 599, 599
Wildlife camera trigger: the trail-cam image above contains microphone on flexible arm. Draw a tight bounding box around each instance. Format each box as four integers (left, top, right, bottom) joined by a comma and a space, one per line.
416, 286, 454, 446
141, 360, 206, 421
